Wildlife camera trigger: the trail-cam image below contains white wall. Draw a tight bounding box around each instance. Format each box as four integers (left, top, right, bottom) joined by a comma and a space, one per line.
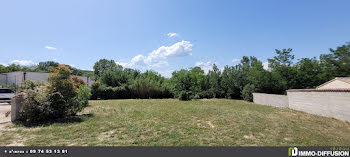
6, 72, 24, 85
253, 93, 289, 108
287, 91, 350, 122
26, 72, 49, 83
1, 71, 93, 86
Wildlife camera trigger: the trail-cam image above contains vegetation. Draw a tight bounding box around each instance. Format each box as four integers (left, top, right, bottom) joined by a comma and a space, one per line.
1, 42, 350, 101
17, 65, 91, 125
1, 99, 349, 146
90, 42, 350, 101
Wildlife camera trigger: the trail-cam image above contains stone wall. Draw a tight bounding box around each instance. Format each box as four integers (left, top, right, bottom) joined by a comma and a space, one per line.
287, 90, 350, 122
252, 93, 288, 108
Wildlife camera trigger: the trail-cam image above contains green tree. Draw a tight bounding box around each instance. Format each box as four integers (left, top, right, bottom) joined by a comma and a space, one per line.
207, 64, 222, 98
268, 49, 297, 92
93, 59, 120, 79
36, 61, 59, 72
320, 42, 350, 78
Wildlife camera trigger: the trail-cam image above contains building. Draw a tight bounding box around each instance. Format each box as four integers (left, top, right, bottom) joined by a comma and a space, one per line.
316, 77, 350, 89
0, 71, 94, 87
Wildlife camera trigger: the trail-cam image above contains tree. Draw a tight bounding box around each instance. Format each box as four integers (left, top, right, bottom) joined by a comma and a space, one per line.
320, 42, 350, 78
295, 58, 324, 89
268, 49, 298, 92
208, 64, 222, 98
36, 61, 59, 72
46, 65, 83, 118
93, 59, 120, 79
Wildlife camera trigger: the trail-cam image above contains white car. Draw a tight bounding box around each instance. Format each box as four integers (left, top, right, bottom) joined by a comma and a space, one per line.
0, 88, 15, 103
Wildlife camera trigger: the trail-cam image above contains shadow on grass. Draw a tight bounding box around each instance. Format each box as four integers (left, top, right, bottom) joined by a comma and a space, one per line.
17, 113, 94, 128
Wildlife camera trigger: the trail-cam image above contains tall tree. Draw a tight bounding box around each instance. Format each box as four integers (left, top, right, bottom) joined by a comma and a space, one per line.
93, 59, 120, 79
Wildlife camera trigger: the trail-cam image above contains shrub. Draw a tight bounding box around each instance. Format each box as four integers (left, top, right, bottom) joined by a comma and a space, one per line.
18, 80, 45, 92
69, 85, 91, 114
17, 86, 52, 124
242, 84, 256, 102
179, 91, 191, 101
90, 81, 101, 100
91, 82, 130, 100
70, 75, 87, 89
192, 94, 201, 99
17, 64, 91, 125
46, 65, 77, 118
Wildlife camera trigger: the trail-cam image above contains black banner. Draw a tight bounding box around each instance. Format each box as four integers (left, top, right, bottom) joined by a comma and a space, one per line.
0, 146, 349, 157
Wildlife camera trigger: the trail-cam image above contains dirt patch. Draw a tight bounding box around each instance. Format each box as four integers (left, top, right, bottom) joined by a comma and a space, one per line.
243, 134, 256, 140
207, 121, 215, 128
0, 103, 11, 131
98, 130, 115, 141
7, 140, 24, 146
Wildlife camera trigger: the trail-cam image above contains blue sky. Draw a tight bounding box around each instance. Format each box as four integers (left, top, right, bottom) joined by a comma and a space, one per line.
1, 0, 350, 77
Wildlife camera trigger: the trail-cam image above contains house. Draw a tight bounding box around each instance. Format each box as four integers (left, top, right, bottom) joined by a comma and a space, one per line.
0, 71, 94, 87
316, 77, 350, 89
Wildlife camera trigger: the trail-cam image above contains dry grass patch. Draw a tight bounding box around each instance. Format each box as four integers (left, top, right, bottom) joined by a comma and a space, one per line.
0, 99, 349, 146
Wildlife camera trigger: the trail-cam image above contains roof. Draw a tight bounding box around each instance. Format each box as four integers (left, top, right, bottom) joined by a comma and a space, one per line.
316, 77, 350, 89
288, 88, 350, 92
337, 77, 350, 84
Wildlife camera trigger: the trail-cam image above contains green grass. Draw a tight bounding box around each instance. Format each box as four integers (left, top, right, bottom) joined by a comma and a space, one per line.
0, 99, 350, 146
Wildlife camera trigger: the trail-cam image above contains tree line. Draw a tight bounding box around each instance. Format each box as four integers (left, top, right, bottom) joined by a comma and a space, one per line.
1, 42, 349, 101
91, 42, 350, 101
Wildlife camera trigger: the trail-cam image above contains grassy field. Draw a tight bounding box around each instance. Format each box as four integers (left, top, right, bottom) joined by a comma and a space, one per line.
0, 99, 350, 146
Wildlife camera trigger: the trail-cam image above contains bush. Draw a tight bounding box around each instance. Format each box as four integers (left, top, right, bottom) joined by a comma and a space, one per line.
90, 81, 101, 100
242, 84, 256, 102
17, 65, 91, 125
90, 81, 130, 100
70, 85, 91, 114
18, 80, 45, 92
179, 91, 191, 101
17, 86, 52, 124
70, 75, 87, 89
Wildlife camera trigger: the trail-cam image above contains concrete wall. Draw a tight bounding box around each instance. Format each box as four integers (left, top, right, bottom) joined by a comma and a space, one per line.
287, 91, 350, 122
317, 80, 350, 89
0, 74, 6, 85
26, 72, 49, 83
0, 71, 94, 86
6, 71, 24, 85
253, 93, 288, 108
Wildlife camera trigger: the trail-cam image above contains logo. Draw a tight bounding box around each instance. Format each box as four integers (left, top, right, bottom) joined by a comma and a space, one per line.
288, 147, 350, 157
289, 147, 298, 156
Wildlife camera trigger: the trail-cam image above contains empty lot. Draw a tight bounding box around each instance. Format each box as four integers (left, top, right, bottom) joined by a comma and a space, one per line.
0, 99, 349, 146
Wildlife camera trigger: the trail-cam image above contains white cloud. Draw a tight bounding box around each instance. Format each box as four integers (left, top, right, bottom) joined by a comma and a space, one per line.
0, 62, 8, 66
263, 61, 269, 70
10, 60, 37, 66
158, 70, 174, 78
167, 32, 178, 38
195, 61, 216, 74
148, 40, 192, 59
115, 61, 129, 67
45, 46, 57, 50
118, 40, 193, 68
67, 64, 75, 67
232, 58, 240, 63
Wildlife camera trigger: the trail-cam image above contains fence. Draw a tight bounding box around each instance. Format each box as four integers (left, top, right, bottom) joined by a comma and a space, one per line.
253, 89, 350, 122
